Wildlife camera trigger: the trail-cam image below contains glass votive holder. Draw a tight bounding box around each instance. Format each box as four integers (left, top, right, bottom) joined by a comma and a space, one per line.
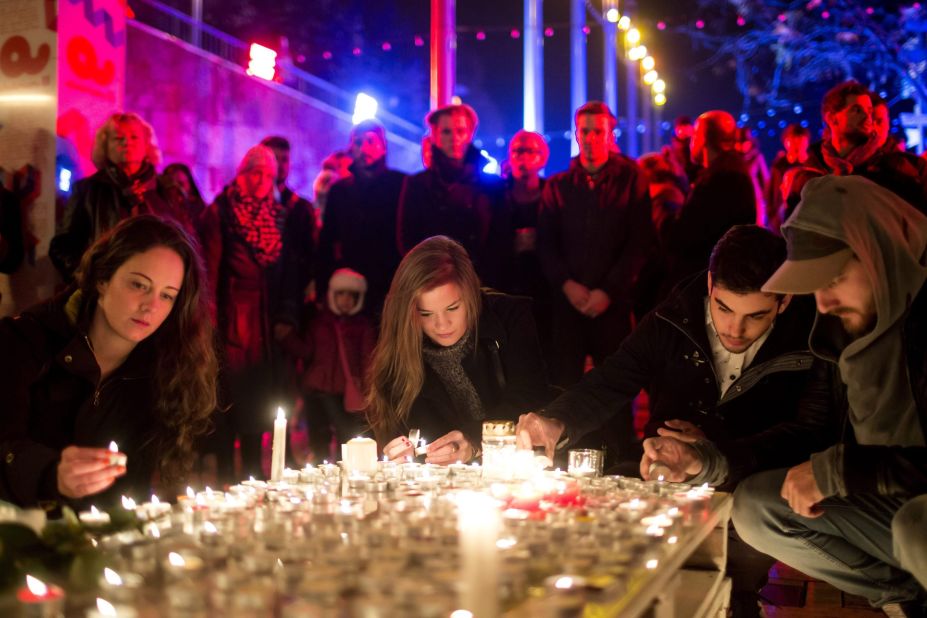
544, 574, 587, 618
567, 449, 604, 478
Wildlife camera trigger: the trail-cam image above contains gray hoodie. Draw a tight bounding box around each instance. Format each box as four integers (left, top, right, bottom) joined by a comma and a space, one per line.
780, 176, 927, 497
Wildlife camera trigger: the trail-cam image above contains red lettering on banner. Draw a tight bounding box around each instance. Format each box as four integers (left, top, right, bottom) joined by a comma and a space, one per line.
66, 35, 115, 86
0, 36, 51, 78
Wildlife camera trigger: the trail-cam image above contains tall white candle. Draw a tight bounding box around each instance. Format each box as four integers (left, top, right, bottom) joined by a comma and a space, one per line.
270, 407, 286, 482
457, 491, 500, 617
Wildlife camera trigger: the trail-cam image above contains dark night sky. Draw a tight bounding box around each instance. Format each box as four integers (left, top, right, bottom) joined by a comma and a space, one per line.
177, 0, 754, 170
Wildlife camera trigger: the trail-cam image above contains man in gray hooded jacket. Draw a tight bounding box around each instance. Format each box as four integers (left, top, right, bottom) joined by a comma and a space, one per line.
732, 175, 927, 615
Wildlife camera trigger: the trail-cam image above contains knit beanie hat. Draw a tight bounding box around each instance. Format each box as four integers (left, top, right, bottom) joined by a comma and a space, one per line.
328, 268, 367, 316
350, 120, 387, 149
236, 144, 278, 178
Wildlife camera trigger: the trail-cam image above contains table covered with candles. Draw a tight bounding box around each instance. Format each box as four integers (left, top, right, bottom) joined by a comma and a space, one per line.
0, 457, 732, 618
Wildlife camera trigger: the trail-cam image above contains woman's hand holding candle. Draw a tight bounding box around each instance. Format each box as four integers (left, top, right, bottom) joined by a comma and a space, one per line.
57, 446, 126, 498
383, 436, 414, 461
426, 430, 473, 465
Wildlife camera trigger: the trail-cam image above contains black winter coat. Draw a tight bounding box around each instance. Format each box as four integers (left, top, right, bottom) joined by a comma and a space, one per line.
49, 165, 178, 281
536, 153, 654, 305
397, 146, 509, 288
318, 159, 406, 316
663, 151, 756, 286
540, 274, 838, 487
0, 292, 161, 508
393, 291, 553, 448
806, 141, 927, 214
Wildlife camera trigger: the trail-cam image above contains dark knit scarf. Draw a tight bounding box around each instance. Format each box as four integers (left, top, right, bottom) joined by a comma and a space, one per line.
820, 130, 882, 176
104, 161, 159, 215
421, 332, 484, 420
226, 181, 286, 266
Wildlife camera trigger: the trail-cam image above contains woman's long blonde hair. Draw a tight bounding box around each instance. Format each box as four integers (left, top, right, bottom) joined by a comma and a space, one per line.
367, 236, 481, 441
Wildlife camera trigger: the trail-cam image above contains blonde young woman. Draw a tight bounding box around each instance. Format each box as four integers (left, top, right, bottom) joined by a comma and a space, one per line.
368, 236, 552, 464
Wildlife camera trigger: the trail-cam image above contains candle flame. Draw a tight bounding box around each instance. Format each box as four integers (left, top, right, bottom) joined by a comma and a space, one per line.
103, 568, 123, 586
150, 524, 161, 539
554, 576, 575, 589
108, 441, 118, 453
668, 535, 679, 544
645, 524, 665, 537
186, 487, 195, 499
657, 474, 665, 482
205, 486, 213, 496
450, 612, 474, 618
496, 537, 517, 549
25, 574, 47, 596
276, 406, 285, 421
168, 552, 185, 567
90, 505, 100, 515
249, 476, 256, 482
96, 598, 117, 616
121, 496, 136, 510
203, 521, 218, 534
151, 495, 160, 505
646, 558, 659, 569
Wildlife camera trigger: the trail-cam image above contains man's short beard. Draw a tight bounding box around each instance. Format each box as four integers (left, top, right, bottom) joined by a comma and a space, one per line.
843, 129, 870, 147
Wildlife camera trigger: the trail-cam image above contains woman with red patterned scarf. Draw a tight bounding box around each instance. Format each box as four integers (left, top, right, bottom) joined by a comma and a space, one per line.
200, 145, 315, 482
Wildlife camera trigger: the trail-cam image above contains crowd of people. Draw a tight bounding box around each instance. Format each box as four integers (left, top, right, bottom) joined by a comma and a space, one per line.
1, 77, 926, 617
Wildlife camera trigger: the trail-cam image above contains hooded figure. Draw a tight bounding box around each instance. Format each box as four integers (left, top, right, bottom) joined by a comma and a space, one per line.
732, 175, 927, 613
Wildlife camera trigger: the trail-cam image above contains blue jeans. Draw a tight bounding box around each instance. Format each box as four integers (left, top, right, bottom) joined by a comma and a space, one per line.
732, 467, 925, 607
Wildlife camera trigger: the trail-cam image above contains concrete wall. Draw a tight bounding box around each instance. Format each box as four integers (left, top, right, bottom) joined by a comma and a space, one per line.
124, 22, 422, 203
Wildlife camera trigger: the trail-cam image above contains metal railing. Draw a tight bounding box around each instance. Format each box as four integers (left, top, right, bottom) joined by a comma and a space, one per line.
130, 0, 423, 142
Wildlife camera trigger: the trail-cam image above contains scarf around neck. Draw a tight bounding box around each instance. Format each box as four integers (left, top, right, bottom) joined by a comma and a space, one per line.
421, 332, 484, 421
105, 161, 158, 214
226, 180, 286, 267
820, 131, 882, 176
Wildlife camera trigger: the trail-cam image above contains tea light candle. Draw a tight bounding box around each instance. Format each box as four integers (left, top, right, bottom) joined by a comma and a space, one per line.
544, 574, 587, 617
79, 505, 111, 527
342, 437, 378, 475
86, 597, 138, 618
164, 551, 204, 579
16, 575, 65, 617
137, 495, 171, 520
271, 407, 287, 482
98, 568, 143, 604
107, 441, 127, 467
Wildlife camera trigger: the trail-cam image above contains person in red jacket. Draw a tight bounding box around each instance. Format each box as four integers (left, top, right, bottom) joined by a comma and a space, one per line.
282, 268, 376, 462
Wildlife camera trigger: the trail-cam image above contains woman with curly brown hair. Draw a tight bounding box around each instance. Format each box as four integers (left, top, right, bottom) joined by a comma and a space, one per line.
368, 236, 551, 465
0, 215, 218, 508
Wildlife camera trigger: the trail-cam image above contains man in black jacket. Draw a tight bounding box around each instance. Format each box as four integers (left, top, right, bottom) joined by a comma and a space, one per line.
518, 224, 835, 616
537, 101, 654, 388
317, 120, 406, 318
805, 80, 927, 214
396, 103, 508, 288
732, 176, 927, 616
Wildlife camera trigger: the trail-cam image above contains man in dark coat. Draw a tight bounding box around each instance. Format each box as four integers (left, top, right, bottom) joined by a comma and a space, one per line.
200, 145, 315, 481
732, 176, 927, 616
537, 101, 655, 389
766, 123, 811, 231
317, 120, 407, 318
396, 103, 509, 288
805, 80, 927, 214
663, 110, 757, 288
518, 224, 836, 617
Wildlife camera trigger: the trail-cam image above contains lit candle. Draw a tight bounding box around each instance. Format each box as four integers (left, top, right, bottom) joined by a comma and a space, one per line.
86, 596, 139, 618
341, 437, 378, 475
457, 492, 501, 617
98, 568, 143, 605
17, 574, 65, 616
79, 505, 111, 527
271, 407, 287, 482
120, 496, 137, 510
108, 441, 127, 467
